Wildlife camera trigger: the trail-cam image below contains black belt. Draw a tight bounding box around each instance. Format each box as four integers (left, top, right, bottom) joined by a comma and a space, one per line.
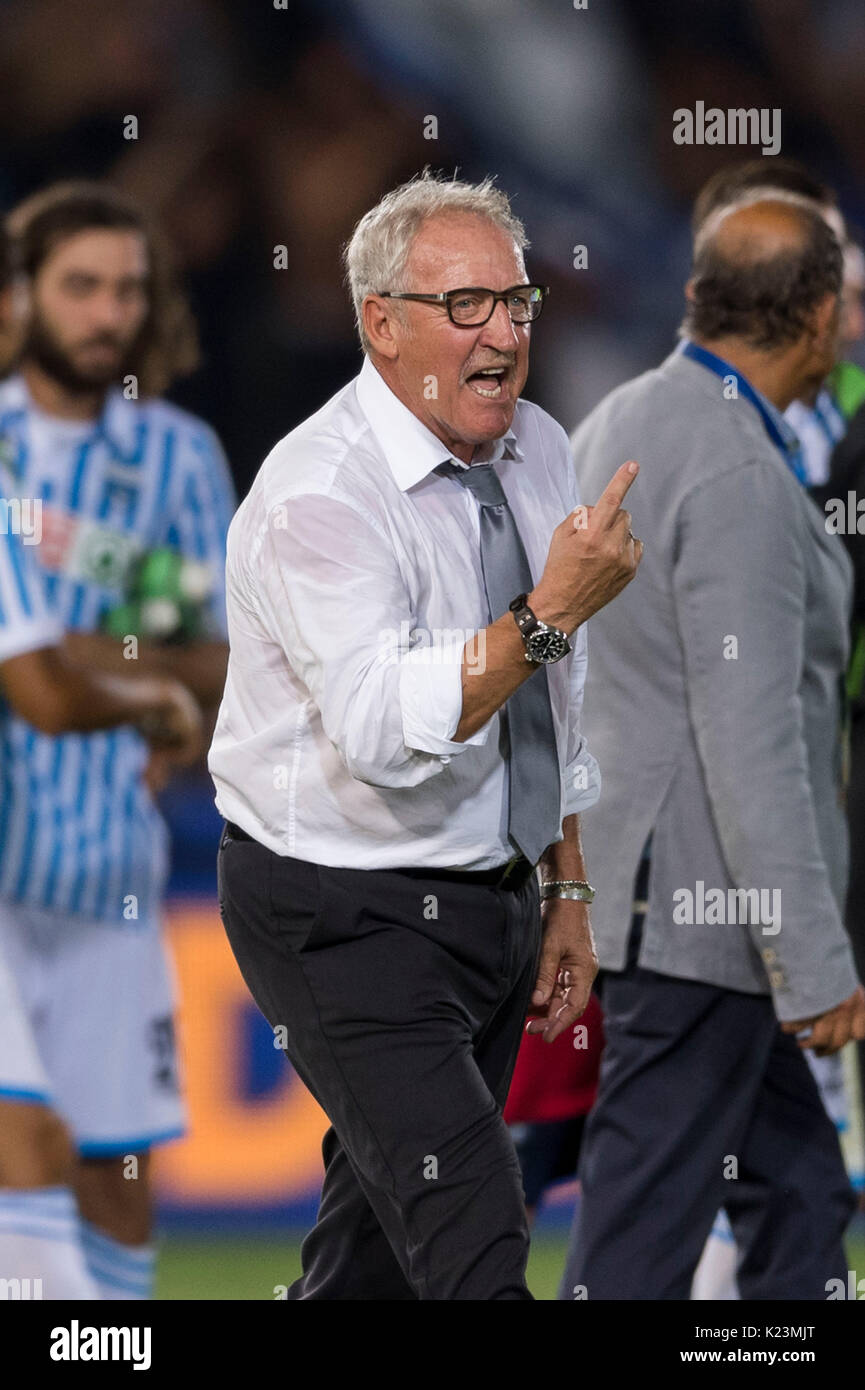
395, 854, 536, 893
223, 822, 536, 894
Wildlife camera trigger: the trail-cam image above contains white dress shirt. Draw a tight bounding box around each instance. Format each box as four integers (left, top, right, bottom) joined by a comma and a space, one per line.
208, 355, 600, 869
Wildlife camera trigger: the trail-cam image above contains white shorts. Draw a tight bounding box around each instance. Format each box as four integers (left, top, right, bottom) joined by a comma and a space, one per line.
0, 899, 186, 1155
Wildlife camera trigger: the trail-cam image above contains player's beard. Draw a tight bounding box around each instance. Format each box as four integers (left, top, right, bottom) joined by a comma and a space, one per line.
23, 311, 137, 396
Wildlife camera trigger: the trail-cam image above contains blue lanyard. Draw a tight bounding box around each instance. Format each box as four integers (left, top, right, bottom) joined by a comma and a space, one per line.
680, 339, 809, 486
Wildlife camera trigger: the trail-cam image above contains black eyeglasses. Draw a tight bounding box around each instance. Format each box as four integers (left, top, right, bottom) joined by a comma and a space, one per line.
378, 284, 549, 327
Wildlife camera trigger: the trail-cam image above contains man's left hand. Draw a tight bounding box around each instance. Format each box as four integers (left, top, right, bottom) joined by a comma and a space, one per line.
525, 897, 599, 1043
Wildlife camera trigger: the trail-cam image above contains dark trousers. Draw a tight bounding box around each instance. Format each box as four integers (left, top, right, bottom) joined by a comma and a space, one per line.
558, 921, 857, 1300
217, 824, 543, 1300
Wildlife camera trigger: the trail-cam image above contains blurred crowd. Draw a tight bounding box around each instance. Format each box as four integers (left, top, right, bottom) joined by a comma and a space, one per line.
2, 0, 865, 498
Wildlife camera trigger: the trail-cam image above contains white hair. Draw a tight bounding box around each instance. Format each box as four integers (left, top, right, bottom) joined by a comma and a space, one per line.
343, 169, 529, 352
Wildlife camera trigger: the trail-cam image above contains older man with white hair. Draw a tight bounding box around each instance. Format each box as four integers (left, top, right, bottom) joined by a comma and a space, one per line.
208, 170, 640, 1300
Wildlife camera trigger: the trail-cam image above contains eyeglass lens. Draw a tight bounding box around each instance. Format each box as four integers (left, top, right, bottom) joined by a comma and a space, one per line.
449, 287, 542, 324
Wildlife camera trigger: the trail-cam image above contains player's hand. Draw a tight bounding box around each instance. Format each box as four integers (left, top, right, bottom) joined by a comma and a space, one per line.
143, 747, 175, 795
525, 898, 599, 1044
137, 677, 204, 766
530, 460, 642, 635
780, 984, 865, 1056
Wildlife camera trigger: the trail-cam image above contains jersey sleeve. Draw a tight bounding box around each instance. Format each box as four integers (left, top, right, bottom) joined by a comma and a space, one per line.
156, 423, 237, 641
0, 525, 63, 663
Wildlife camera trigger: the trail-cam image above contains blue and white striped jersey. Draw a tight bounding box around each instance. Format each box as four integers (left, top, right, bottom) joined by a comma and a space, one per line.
0, 374, 236, 925
0, 505, 63, 665
785, 387, 847, 489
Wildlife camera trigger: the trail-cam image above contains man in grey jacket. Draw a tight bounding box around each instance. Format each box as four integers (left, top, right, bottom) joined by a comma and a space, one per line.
560, 192, 865, 1301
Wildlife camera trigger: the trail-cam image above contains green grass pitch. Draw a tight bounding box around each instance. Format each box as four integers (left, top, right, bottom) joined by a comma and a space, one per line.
154, 1230, 865, 1300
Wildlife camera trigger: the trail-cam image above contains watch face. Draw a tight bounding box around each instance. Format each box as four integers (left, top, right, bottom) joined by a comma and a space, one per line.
527, 629, 568, 663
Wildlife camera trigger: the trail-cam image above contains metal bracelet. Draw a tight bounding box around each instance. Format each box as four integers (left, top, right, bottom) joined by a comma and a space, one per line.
540, 879, 595, 903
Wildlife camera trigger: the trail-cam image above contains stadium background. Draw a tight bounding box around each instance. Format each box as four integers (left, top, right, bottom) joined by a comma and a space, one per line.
3, 0, 865, 1297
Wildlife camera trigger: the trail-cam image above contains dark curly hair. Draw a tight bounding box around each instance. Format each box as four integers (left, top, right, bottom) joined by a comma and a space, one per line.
2, 180, 199, 396
682, 197, 843, 351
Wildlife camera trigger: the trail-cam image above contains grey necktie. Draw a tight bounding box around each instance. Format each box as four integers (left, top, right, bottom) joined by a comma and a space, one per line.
437, 460, 562, 865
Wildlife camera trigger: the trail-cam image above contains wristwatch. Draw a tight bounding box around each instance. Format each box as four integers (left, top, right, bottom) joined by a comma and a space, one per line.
509, 593, 571, 664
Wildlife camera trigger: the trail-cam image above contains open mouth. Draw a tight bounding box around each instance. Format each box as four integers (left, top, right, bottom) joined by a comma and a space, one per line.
465, 366, 508, 399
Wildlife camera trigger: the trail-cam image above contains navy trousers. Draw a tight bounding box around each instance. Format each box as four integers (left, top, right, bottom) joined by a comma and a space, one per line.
217, 823, 542, 1300
559, 921, 857, 1300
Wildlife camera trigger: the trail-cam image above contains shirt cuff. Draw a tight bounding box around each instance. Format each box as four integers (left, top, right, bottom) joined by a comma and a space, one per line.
562, 744, 602, 817
0, 618, 64, 664
399, 632, 495, 758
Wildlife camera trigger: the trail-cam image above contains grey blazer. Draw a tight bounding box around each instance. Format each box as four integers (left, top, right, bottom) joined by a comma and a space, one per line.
573, 346, 859, 1021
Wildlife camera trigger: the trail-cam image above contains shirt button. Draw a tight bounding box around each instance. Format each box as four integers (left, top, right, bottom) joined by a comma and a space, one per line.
762, 948, 777, 963
769, 969, 786, 989
440, 755, 451, 765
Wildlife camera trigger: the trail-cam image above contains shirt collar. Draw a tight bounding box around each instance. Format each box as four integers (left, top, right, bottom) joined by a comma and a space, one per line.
355, 354, 522, 491
98, 388, 141, 459
676, 338, 802, 461
4, 373, 140, 458
744, 372, 801, 455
